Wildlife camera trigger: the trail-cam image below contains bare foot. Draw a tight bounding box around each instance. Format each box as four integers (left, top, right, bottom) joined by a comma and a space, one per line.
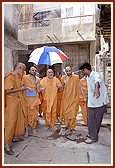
4, 144, 14, 155
32, 129, 36, 134
5, 144, 10, 151
24, 127, 28, 137
12, 135, 21, 141
50, 126, 56, 132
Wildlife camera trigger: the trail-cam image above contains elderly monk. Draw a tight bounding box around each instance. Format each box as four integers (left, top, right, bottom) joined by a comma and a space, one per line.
23, 66, 42, 137
39, 69, 63, 132
60, 66, 86, 134
79, 76, 88, 125
4, 62, 32, 155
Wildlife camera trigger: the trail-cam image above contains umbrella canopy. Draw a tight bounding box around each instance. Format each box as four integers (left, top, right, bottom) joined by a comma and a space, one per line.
28, 46, 68, 66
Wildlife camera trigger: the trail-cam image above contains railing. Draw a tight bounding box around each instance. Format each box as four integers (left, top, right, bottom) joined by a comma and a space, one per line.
18, 19, 50, 30
62, 15, 93, 25
18, 15, 93, 30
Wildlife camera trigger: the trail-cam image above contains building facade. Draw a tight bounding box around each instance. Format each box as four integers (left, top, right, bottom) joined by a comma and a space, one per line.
18, 3, 97, 76
4, 4, 28, 76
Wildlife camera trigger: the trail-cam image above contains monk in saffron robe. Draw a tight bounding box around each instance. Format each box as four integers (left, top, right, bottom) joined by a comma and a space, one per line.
23, 66, 41, 137
60, 66, 86, 134
4, 63, 31, 155
39, 69, 63, 132
79, 76, 88, 125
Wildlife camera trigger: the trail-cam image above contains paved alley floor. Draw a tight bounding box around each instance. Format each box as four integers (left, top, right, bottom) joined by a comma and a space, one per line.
3, 109, 112, 166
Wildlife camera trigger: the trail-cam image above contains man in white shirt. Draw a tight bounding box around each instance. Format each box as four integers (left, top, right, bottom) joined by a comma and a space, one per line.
79, 62, 109, 144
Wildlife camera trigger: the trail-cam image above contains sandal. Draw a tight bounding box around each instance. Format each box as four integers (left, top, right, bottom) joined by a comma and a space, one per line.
50, 126, 56, 132
12, 138, 24, 142
24, 132, 28, 138
4, 147, 14, 155
70, 129, 76, 134
62, 126, 69, 131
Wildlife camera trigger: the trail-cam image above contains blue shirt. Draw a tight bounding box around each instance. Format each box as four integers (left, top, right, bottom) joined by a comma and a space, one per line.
86, 70, 109, 107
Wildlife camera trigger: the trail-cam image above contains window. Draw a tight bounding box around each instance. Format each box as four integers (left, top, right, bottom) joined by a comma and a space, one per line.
66, 7, 73, 17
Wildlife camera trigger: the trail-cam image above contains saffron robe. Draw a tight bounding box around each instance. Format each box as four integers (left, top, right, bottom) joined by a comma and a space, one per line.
39, 78, 43, 115
20, 71, 26, 80
79, 76, 88, 125
56, 92, 63, 119
23, 75, 41, 129
56, 76, 63, 119
60, 74, 79, 121
39, 76, 61, 126
4, 71, 27, 144
39, 92, 43, 115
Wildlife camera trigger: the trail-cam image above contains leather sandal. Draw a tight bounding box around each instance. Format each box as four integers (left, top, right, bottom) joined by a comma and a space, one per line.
12, 138, 24, 142
4, 147, 14, 155
70, 129, 76, 134
62, 126, 69, 131
50, 126, 56, 132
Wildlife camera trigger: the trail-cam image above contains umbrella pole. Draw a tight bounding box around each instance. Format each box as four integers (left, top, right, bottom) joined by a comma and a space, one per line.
47, 52, 48, 70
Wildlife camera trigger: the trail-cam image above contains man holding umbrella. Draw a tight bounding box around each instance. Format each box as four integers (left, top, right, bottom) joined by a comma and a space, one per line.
39, 69, 63, 132
28, 46, 67, 132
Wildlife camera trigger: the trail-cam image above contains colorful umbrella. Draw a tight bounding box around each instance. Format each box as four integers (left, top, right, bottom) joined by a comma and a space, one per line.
28, 46, 68, 66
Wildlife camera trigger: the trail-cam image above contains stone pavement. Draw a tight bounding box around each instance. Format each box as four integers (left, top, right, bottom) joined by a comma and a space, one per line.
3, 108, 112, 166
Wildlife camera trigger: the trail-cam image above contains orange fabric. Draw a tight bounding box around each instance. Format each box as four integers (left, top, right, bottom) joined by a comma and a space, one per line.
4, 71, 26, 144
39, 76, 61, 126
20, 71, 26, 80
56, 92, 63, 119
23, 75, 41, 129
64, 118, 76, 130
39, 92, 43, 115
56, 76, 63, 119
79, 76, 88, 125
60, 74, 79, 129
79, 76, 88, 101
39, 78, 43, 115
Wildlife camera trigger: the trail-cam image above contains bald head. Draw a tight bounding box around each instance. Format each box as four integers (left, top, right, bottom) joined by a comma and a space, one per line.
14, 62, 25, 76
29, 66, 37, 76
65, 66, 72, 76
47, 69, 54, 79
65, 66, 72, 71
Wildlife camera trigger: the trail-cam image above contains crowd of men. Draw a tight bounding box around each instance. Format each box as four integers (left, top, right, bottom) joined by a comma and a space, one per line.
4, 62, 109, 155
